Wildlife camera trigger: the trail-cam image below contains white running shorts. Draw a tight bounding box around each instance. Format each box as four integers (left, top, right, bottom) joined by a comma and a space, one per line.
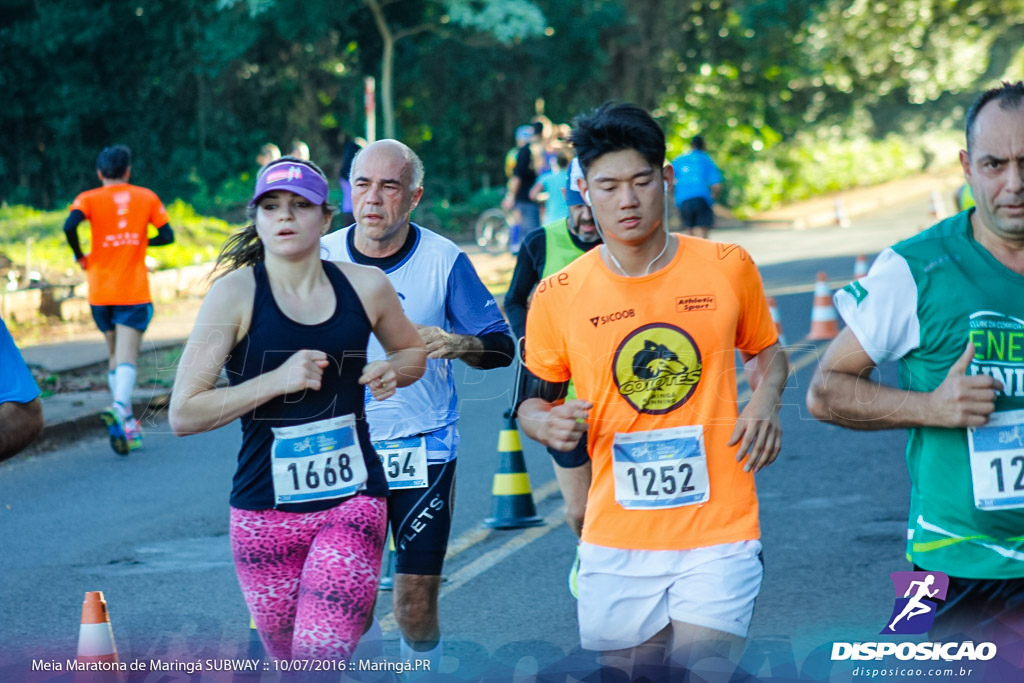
577, 539, 763, 651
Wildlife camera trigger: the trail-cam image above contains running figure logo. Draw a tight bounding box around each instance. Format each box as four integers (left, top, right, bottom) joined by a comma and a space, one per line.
881, 571, 949, 635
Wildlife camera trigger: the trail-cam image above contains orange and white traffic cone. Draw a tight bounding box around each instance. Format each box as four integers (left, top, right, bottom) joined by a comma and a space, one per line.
76, 591, 124, 681
766, 297, 787, 347
853, 254, 869, 280
834, 198, 851, 228
808, 272, 839, 340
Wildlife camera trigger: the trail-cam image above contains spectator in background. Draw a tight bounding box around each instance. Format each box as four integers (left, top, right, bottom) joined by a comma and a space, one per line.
671, 135, 724, 239
502, 125, 541, 253
256, 143, 281, 168
63, 145, 175, 456
290, 140, 311, 161
337, 133, 363, 227
532, 115, 557, 173
529, 149, 571, 225
0, 318, 43, 462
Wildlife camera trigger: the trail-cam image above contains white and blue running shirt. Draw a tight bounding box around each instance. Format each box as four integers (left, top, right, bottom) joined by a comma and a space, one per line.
322, 224, 509, 461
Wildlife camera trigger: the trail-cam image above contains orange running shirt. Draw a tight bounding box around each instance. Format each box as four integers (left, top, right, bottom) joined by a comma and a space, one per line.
525, 235, 777, 551
70, 183, 169, 305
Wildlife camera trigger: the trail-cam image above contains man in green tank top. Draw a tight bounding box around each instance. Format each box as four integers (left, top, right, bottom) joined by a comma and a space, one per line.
505, 158, 601, 596
807, 82, 1024, 646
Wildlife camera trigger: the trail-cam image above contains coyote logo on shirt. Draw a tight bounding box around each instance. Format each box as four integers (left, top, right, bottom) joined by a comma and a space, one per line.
632, 341, 686, 380
614, 324, 702, 414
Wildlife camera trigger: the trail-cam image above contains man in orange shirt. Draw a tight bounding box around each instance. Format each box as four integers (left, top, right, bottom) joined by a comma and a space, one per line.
64, 145, 174, 455
518, 104, 788, 679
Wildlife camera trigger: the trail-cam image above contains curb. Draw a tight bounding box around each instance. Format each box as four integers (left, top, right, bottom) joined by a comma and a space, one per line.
30, 337, 183, 453
31, 390, 173, 454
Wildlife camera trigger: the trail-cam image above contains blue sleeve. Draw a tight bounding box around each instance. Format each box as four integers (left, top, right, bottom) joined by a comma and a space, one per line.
445, 252, 510, 337
705, 156, 723, 185
0, 320, 40, 404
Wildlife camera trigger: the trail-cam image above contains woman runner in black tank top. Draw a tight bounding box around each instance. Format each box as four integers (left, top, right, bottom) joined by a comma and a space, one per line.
169, 157, 426, 660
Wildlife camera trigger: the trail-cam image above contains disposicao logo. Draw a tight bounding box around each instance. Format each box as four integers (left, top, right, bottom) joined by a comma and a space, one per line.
830, 570, 997, 663
882, 570, 948, 635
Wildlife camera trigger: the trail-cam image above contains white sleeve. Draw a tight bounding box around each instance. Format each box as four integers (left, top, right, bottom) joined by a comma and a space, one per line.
319, 230, 345, 261
833, 248, 920, 364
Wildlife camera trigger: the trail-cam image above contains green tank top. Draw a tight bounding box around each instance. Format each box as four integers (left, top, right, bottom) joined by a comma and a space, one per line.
541, 218, 586, 279
541, 219, 587, 400
847, 214, 1024, 578
959, 184, 975, 210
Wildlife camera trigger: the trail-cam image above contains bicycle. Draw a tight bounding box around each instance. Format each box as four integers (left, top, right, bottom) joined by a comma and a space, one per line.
473, 208, 518, 254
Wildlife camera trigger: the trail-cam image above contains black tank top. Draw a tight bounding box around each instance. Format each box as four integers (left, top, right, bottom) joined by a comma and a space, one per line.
225, 260, 387, 511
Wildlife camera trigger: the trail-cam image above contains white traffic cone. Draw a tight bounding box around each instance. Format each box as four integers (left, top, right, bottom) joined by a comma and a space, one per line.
767, 297, 788, 347
929, 189, 948, 220
853, 255, 869, 280
808, 272, 839, 340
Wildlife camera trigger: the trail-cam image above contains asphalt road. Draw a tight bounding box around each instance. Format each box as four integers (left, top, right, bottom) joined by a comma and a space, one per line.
0, 194, 988, 682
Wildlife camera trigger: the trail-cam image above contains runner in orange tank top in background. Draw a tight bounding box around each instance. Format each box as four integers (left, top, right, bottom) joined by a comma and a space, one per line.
64, 145, 175, 455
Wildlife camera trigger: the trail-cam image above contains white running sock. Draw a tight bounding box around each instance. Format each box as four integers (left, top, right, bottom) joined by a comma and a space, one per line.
107, 369, 116, 397
113, 363, 137, 415
400, 636, 442, 677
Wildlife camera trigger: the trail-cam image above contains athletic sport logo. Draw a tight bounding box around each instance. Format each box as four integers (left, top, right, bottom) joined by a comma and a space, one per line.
266, 165, 304, 184
676, 295, 716, 313
613, 323, 701, 414
881, 571, 949, 635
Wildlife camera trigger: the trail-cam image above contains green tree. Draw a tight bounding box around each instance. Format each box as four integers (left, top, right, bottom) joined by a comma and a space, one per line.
363, 0, 546, 139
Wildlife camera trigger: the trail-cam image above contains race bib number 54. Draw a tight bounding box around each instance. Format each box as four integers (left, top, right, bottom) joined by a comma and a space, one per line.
612, 425, 710, 510
271, 414, 368, 506
373, 437, 428, 490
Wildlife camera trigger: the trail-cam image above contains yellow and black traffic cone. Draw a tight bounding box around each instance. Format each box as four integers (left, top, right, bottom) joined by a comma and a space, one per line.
246, 616, 265, 662
378, 531, 396, 591
483, 411, 544, 529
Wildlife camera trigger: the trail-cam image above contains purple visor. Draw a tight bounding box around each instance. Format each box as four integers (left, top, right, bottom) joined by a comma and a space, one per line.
250, 162, 328, 207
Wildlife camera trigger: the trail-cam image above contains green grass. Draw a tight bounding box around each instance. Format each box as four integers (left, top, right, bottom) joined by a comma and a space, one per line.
0, 201, 239, 282
722, 131, 962, 217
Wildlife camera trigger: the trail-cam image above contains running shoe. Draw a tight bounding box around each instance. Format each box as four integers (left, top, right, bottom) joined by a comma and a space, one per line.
100, 404, 130, 456
568, 545, 580, 600
125, 417, 143, 451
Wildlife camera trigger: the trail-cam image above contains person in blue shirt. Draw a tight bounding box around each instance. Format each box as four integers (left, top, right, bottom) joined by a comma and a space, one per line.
0, 318, 43, 461
323, 139, 515, 672
529, 149, 571, 225
670, 135, 724, 239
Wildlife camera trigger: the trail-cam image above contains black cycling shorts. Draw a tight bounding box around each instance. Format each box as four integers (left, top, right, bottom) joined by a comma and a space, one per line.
389, 460, 457, 576
915, 565, 1024, 643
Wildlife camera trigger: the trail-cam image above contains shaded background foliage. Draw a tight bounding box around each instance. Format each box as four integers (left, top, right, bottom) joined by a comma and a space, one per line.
2, 0, 1022, 220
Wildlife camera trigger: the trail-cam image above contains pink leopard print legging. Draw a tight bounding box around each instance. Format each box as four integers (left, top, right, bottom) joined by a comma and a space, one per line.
230, 496, 386, 660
